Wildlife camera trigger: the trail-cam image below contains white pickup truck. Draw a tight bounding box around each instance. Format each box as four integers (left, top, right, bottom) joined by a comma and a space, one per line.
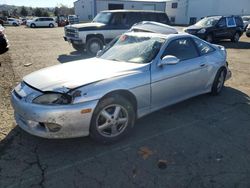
64, 10, 170, 55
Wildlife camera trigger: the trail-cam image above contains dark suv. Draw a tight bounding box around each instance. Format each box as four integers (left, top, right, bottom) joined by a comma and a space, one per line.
184, 15, 244, 43
64, 10, 170, 55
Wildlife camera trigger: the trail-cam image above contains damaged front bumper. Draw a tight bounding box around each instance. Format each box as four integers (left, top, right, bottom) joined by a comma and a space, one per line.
11, 91, 98, 139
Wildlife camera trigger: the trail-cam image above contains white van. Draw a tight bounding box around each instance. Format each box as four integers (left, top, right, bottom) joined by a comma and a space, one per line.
27, 17, 57, 28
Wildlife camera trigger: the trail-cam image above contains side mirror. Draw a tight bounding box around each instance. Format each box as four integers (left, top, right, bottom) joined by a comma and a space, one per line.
158, 55, 180, 67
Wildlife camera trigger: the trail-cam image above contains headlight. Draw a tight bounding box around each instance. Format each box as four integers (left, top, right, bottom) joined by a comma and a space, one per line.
33, 93, 72, 105
198, 28, 206, 34
74, 29, 79, 38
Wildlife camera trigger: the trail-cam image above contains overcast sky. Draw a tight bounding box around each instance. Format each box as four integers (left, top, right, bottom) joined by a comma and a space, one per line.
0, 0, 76, 7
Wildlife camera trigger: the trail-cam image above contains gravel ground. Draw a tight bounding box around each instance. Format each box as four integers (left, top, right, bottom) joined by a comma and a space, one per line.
0, 26, 250, 188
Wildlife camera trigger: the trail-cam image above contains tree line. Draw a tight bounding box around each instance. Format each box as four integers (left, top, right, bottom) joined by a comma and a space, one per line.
1, 5, 74, 18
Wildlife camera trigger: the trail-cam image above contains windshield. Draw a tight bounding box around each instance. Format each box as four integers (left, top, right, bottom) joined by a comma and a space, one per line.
242, 17, 250, 21
195, 17, 220, 27
99, 34, 165, 64
93, 12, 112, 24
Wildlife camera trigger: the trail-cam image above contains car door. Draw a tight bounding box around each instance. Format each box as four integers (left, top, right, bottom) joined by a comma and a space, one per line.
35, 18, 42, 27
226, 17, 237, 38
151, 37, 208, 111
105, 13, 129, 40
7, 19, 12, 25
214, 17, 228, 39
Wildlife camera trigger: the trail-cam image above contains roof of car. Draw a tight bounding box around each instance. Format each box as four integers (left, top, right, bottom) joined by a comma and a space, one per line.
206, 15, 242, 18
101, 9, 165, 13
130, 21, 178, 34
124, 31, 192, 40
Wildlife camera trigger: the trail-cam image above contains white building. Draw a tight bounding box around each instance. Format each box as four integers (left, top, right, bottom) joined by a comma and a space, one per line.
166, 0, 250, 25
74, 0, 250, 24
74, 0, 167, 21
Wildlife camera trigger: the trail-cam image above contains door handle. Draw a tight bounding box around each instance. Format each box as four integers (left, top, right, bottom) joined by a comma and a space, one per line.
200, 63, 206, 67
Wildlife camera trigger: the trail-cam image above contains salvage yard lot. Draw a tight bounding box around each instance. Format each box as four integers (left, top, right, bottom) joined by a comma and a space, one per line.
0, 26, 250, 187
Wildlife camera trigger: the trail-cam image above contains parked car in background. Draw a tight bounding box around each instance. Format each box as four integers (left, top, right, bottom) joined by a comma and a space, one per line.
21, 18, 27, 25
27, 17, 57, 28
68, 15, 79, 25
0, 24, 9, 51
130, 21, 178, 34
5, 18, 21, 26
246, 24, 250, 37
64, 10, 170, 55
242, 16, 250, 30
12, 32, 231, 143
0, 19, 4, 26
184, 15, 244, 43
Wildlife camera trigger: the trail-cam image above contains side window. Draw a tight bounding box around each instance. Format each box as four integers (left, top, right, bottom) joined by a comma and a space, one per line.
148, 13, 157, 21
193, 38, 215, 55
126, 13, 141, 26
217, 18, 226, 27
157, 13, 169, 24
111, 13, 127, 25
235, 17, 243, 27
162, 38, 199, 61
140, 13, 156, 22
226, 17, 236, 27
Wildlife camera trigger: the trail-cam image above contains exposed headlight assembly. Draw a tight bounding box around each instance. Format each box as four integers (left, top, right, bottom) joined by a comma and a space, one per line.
33, 93, 72, 105
197, 28, 206, 34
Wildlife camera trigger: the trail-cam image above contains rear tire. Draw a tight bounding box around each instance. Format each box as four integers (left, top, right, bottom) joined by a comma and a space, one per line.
211, 68, 226, 95
231, 32, 240, 42
86, 37, 104, 56
90, 95, 135, 144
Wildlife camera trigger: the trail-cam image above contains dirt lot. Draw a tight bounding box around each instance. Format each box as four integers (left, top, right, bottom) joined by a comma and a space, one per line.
0, 26, 250, 188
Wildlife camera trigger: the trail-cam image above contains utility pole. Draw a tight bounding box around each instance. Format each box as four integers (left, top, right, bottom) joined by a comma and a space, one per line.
185, 0, 189, 24
93, 0, 97, 16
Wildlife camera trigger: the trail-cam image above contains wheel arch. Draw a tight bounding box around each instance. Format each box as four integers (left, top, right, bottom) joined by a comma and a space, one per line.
98, 89, 138, 118
86, 34, 105, 43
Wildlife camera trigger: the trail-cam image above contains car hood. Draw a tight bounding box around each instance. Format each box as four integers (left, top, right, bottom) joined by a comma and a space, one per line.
185, 25, 208, 30
23, 58, 148, 92
67, 22, 105, 29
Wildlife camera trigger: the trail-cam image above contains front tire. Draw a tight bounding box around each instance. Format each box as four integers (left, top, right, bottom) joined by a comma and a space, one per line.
72, 43, 85, 52
90, 95, 135, 144
211, 68, 226, 95
86, 37, 104, 56
30, 23, 36, 28
49, 23, 54, 28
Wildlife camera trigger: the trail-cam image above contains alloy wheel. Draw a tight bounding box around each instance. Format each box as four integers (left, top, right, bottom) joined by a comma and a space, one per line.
96, 104, 129, 137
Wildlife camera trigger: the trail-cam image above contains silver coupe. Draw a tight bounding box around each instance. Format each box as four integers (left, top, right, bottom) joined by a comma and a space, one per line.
11, 32, 231, 143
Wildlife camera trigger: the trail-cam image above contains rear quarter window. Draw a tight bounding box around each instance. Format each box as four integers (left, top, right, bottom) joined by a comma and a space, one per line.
226, 17, 236, 27
193, 38, 215, 55
235, 17, 243, 27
